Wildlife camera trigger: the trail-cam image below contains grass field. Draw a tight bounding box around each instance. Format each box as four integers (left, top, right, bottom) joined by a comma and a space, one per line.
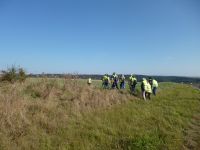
0, 78, 200, 150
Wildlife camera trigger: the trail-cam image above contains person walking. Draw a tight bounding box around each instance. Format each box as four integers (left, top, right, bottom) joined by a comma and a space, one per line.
119, 74, 126, 89
145, 80, 152, 100
129, 74, 137, 94
102, 74, 110, 89
141, 78, 153, 100
111, 72, 119, 89
149, 78, 158, 96
141, 78, 147, 100
87, 78, 92, 86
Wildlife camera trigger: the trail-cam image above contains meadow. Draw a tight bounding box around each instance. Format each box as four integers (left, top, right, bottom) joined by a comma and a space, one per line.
0, 78, 199, 150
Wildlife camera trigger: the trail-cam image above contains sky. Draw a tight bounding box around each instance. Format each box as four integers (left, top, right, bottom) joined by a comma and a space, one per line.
0, 0, 200, 76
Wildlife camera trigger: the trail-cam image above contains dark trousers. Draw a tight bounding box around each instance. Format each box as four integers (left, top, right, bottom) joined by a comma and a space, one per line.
112, 82, 119, 89
130, 85, 136, 93
103, 82, 109, 89
120, 82, 125, 89
153, 87, 157, 96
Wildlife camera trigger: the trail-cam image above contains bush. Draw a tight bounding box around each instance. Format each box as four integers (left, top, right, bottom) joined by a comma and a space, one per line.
1, 66, 26, 83
18, 68, 26, 82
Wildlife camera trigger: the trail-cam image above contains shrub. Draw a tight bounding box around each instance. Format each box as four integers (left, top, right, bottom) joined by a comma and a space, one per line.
1, 66, 26, 83
18, 68, 26, 82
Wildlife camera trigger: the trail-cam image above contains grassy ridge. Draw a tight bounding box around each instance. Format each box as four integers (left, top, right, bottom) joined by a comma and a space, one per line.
62, 83, 200, 150
0, 79, 199, 149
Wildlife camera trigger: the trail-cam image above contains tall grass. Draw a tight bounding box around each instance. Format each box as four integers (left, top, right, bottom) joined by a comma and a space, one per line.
0, 78, 199, 149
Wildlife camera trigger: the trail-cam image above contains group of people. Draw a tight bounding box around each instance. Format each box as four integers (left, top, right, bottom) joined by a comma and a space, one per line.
141, 77, 158, 100
88, 72, 158, 100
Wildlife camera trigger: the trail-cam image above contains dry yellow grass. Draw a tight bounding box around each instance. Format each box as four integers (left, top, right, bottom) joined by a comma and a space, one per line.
0, 78, 199, 149
0, 78, 135, 149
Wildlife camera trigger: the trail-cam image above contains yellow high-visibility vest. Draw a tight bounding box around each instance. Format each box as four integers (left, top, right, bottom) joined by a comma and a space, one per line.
152, 79, 158, 88
88, 78, 92, 84
103, 76, 108, 81
108, 77, 110, 83
146, 82, 152, 93
143, 80, 148, 91
129, 76, 136, 85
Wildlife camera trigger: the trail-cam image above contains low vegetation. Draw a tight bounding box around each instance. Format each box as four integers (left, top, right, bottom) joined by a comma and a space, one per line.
0, 78, 199, 149
1, 66, 26, 83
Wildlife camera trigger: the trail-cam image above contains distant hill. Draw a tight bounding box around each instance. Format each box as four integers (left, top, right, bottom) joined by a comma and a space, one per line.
28, 74, 200, 83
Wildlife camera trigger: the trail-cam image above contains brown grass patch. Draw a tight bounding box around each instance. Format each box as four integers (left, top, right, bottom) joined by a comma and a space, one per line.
0, 78, 135, 149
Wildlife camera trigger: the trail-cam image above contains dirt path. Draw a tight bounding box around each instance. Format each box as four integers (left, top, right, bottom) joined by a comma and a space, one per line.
183, 113, 200, 150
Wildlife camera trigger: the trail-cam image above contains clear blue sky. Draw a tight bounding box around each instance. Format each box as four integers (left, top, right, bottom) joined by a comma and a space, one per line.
0, 0, 200, 76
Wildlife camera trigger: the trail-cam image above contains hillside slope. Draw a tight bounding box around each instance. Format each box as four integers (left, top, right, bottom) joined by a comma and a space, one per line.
0, 78, 200, 150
